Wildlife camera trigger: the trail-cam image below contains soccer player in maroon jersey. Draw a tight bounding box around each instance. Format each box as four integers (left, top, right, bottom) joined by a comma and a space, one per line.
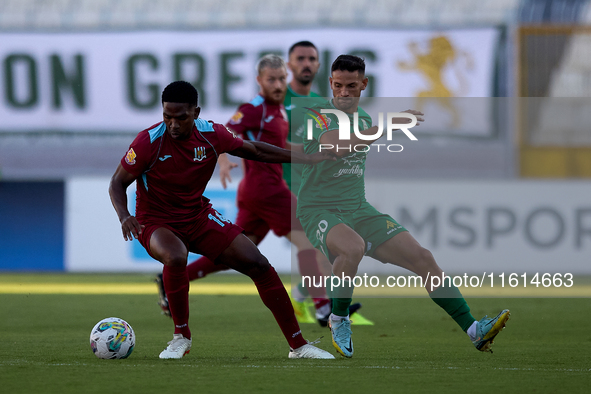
175, 54, 335, 324
109, 81, 334, 360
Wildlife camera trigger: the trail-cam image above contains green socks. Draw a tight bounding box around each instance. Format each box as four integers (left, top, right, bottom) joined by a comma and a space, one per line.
330, 275, 354, 317
331, 296, 352, 317
429, 284, 476, 332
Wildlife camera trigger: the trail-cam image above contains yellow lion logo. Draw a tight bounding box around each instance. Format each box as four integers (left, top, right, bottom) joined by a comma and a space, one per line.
398, 35, 474, 128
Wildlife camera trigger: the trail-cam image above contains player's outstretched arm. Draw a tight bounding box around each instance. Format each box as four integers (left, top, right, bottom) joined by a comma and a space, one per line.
228, 140, 334, 164
285, 141, 304, 153
108, 164, 145, 241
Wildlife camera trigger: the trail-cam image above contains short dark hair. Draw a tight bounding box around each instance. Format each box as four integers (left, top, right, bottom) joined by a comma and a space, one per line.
288, 41, 318, 56
331, 55, 365, 75
161, 81, 198, 106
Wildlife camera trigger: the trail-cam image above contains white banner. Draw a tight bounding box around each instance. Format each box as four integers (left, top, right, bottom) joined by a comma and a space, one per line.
364, 180, 591, 275
65, 176, 291, 272
1, 28, 499, 133
66, 178, 591, 274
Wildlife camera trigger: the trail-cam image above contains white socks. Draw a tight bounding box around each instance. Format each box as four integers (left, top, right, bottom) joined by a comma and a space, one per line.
467, 320, 478, 341
330, 313, 350, 322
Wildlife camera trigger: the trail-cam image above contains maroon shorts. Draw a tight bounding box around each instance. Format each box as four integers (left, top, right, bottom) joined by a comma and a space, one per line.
137, 206, 243, 262
236, 187, 304, 241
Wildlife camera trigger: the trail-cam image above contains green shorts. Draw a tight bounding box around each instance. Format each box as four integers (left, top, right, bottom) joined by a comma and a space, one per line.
298, 202, 407, 263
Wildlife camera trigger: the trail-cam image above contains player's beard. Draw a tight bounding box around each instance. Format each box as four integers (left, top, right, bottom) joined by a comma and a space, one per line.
267, 89, 286, 105
295, 68, 314, 86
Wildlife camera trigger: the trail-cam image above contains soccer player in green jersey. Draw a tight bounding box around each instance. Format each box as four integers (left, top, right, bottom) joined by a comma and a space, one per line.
284, 41, 372, 326
297, 54, 510, 358
283, 41, 322, 193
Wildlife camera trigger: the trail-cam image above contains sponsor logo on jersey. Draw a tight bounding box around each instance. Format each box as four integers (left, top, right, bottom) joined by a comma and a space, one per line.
229, 111, 244, 124
333, 153, 365, 178
193, 147, 206, 161
341, 154, 365, 166
386, 220, 402, 234
125, 148, 136, 165
333, 165, 363, 178
158, 155, 172, 161
263, 115, 275, 123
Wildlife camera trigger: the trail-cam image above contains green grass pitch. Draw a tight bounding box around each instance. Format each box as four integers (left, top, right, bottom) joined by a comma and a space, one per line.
0, 273, 589, 393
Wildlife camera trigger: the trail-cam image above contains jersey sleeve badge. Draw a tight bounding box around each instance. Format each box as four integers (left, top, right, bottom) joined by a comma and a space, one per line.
224, 126, 238, 138
229, 111, 244, 125
125, 148, 137, 165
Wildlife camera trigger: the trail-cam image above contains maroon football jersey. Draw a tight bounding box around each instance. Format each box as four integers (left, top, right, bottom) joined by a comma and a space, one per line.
121, 118, 243, 225
226, 94, 289, 200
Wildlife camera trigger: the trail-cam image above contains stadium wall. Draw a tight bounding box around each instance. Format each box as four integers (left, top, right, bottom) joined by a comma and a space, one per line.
0, 181, 64, 270
2, 178, 590, 274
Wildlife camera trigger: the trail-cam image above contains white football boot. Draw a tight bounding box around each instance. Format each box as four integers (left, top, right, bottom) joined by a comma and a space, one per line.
159, 334, 192, 359
288, 342, 335, 359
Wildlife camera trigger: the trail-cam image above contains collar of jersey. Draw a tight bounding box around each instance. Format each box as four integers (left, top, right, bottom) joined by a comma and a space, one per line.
194, 118, 214, 132
148, 119, 214, 143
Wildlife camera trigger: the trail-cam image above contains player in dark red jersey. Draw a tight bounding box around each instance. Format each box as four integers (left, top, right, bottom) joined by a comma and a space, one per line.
109, 81, 334, 360
176, 55, 333, 324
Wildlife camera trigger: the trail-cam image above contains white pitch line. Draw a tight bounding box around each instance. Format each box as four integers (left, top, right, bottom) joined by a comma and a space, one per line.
1, 361, 589, 373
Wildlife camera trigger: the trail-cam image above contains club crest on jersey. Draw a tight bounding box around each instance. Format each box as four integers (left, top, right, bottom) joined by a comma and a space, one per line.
314, 114, 331, 129
229, 111, 244, 125
125, 148, 136, 165
193, 147, 206, 161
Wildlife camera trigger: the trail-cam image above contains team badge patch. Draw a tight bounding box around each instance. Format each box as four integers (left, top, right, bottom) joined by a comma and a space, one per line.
125, 148, 136, 165
193, 147, 206, 161
315, 114, 332, 129
229, 111, 244, 125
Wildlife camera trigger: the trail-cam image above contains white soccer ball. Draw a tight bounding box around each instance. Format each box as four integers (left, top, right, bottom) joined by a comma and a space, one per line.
90, 317, 135, 359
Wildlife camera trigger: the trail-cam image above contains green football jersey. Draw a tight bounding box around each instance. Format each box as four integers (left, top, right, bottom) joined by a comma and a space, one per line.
282, 85, 322, 192
297, 99, 373, 214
